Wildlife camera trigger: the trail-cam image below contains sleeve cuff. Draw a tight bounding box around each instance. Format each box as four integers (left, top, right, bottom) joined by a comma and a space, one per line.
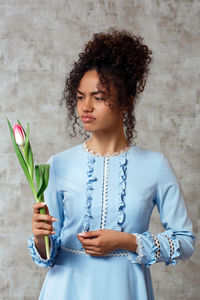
27, 235, 60, 268
133, 231, 158, 266
157, 230, 180, 266
130, 230, 180, 267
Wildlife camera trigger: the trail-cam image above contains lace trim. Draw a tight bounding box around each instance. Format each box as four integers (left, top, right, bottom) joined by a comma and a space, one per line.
130, 231, 181, 267
83, 140, 131, 157
152, 234, 161, 262
134, 233, 144, 263
100, 157, 109, 229
165, 235, 174, 261
130, 231, 159, 266
61, 245, 137, 264
158, 230, 180, 265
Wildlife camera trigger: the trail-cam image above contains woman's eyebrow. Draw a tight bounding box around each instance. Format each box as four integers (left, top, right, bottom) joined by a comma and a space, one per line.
77, 90, 106, 95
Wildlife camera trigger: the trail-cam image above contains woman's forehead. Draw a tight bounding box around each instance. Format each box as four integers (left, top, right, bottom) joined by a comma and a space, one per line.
78, 70, 117, 96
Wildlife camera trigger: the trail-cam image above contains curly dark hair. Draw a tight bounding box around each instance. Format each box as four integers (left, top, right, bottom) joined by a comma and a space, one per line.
62, 27, 152, 143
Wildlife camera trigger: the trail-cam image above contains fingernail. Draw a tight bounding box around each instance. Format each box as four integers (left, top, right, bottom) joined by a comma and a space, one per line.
51, 217, 58, 222
41, 202, 46, 206
78, 232, 87, 236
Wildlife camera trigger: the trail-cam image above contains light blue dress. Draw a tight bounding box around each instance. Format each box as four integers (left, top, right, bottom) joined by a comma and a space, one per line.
28, 142, 195, 300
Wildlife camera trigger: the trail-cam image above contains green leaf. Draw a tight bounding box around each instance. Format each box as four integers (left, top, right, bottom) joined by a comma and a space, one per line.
35, 165, 43, 196
35, 164, 50, 200
17, 120, 25, 132
24, 122, 30, 164
6, 118, 36, 195
28, 143, 34, 179
24, 122, 34, 179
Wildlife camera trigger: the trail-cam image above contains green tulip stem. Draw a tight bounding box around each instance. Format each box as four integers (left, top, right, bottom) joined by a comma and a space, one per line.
39, 194, 50, 259
30, 186, 50, 259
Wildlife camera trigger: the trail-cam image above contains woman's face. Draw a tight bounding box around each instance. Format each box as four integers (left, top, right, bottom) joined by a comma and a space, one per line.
76, 69, 124, 135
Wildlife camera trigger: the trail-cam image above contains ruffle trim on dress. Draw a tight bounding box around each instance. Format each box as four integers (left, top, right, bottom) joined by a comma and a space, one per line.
115, 152, 128, 231
131, 230, 180, 267
82, 154, 97, 232
158, 230, 180, 266
27, 235, 60, 268
134, 231, 158, 266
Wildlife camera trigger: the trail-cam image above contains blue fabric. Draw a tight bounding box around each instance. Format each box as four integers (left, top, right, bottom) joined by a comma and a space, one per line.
27, 234, 61, 268
28, 143, 195, 300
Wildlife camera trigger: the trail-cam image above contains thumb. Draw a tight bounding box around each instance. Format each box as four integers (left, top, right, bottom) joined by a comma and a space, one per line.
79, 230, 102, 238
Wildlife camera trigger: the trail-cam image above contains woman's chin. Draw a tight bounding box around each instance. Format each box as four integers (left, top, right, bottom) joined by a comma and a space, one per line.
82, 123, 95, 131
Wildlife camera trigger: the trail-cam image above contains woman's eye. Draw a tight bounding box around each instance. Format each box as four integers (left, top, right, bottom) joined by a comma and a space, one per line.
76, 96, 84, 100
95, 97, 105, 101
76, 96, 105, 101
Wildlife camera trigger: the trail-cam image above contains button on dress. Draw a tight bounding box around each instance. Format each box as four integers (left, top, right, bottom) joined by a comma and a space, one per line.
28, 142, 195, 300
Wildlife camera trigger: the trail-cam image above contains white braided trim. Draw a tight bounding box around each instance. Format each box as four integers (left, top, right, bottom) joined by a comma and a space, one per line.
61, 245, 137, 264
100, 157, 109, 229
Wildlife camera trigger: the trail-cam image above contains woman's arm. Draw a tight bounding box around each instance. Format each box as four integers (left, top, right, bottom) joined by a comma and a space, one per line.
28, 155, 64, 268
128, 155, 196, 266
32, 202, 57, 259
77, 229, 137, 255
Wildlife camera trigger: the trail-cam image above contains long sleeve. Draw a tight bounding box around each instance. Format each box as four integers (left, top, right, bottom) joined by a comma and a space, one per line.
28, 155, 64, 268
131, 154, 196, 267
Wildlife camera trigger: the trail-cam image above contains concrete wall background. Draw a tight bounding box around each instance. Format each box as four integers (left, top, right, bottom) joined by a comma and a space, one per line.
0, 0, 199, 299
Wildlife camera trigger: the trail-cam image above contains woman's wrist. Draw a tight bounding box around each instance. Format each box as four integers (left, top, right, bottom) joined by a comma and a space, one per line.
34, 236, 48, 259
117, 232, 137, 252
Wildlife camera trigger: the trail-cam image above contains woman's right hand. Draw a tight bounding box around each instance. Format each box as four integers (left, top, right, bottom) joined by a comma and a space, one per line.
32, 202, 57, 257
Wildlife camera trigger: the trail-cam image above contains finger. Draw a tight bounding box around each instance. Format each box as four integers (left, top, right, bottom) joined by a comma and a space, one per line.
85, 249, 102, 256
77, 234, 91, 244
43, 204, 50, 215
83, 245, 100, 251
33, 202, 48, 214
78, 230, 102, 238
34, 221, 54, 231
34, 228, 56, 237
79, 236, 100, 247
33, 213, 57, 224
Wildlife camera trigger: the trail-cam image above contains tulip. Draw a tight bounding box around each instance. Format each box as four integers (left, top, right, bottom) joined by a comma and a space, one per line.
13, 124, 26, 147
7, 118, 50, 259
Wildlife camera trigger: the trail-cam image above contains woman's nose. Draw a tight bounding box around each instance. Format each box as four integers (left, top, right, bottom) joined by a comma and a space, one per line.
83, 98, 94, 112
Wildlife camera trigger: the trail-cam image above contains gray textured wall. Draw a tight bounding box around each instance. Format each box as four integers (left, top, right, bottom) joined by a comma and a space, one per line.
0, 0, 199, 299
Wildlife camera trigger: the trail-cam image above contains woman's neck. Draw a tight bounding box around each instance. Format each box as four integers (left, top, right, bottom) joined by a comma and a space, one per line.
86, 133, 130, 156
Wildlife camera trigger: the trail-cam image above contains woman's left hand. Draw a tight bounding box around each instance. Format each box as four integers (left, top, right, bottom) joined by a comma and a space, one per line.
77, 229, 131, 256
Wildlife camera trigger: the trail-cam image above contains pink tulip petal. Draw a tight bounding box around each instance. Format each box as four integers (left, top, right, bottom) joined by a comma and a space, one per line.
13, 124, 26, 146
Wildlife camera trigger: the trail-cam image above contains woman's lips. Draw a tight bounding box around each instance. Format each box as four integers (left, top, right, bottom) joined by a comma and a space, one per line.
81, 116, 96, 123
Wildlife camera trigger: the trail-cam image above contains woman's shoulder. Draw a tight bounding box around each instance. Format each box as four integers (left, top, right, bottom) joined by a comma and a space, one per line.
46, 143, 85, 173
51, 143, 84, 162
131, 145, 166, 168
132, 145, 164, 159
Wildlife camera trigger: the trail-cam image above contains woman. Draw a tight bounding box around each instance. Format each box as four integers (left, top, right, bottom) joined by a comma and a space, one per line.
28, 28, 195, 300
